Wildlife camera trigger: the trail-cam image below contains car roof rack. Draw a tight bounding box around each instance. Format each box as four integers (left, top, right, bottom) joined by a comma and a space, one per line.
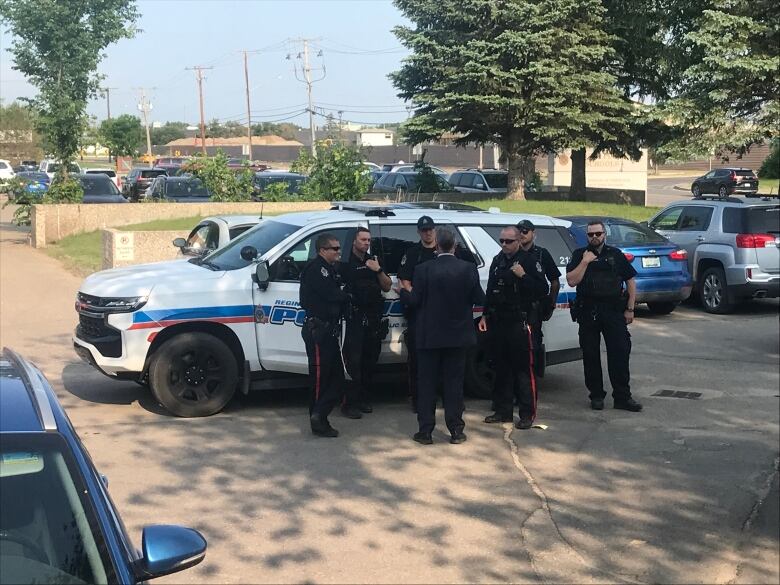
694, 195, 745, 203
330, 202, 396, 217
2, 347, 57, 431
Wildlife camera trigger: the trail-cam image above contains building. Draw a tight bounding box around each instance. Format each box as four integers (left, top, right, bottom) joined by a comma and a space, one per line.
356, 128, 394, 147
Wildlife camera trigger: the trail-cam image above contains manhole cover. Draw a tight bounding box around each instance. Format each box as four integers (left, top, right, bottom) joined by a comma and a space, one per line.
652, 389, 702, 400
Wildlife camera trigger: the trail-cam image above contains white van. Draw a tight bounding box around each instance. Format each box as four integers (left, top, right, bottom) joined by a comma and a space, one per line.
73, 203, 581, 417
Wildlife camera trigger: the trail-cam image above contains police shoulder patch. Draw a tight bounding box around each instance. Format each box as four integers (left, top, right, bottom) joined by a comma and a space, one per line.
320, 266, 329, 277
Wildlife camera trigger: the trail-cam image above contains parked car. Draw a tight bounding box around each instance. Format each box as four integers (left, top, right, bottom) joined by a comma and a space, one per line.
0, 348, 207, 583
253, 171, 308, 197
368, 170, 388, 188
13, 160, 38, 173
381, 163, 448, 177
147, 175, 211, 202
362, 161, 381, 172
691, 167, 759, 199
38, 159, 81, 179
450, 169, 508, 195
560, 216, 693, 314
83, 167, 121, 189
646, 197, 779, 313
77, 173, 128, 204
227, 158, 267, 172
13, 171, 50, 198
174, 215, 263, 257
122, 167, 169, 201
0, 159, 15, 181
372, 170, 455, 194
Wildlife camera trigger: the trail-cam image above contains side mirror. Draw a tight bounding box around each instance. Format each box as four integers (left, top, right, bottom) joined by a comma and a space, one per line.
254, 261, 270, 291
475, 182, 485, 189
132, 525, 206, 581
639, 221, 649, 227
173, 237, 187, 249
240, 245, 258, 262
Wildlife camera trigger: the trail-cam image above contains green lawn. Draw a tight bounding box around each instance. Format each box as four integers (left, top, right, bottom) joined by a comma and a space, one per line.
117, 216, 207, 231
758, 178, 779, 194
468, 199, 661, 221
44, 230, 104, 277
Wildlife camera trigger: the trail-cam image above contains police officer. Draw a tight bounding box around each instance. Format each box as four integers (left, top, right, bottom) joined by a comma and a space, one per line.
566, 220, 642, 412
299, 233, 349, 437
339, 227, 391, 419
479, 225, 549, 429
517, 219, 561, 373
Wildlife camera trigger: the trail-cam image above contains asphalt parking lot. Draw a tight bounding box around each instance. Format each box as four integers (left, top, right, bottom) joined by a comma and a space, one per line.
1, 203, 778, 584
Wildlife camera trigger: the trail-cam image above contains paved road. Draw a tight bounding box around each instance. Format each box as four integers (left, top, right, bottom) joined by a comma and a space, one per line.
1, 202, 778, 584
646, 176, 693, 207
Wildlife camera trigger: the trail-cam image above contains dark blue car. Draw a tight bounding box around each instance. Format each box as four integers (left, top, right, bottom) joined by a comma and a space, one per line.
0, 348, 206, 584
559, 216, 693, 314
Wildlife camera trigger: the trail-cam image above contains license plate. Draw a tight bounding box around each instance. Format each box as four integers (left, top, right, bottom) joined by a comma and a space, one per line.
642, 256, 661, 268
743, 182, 752, 187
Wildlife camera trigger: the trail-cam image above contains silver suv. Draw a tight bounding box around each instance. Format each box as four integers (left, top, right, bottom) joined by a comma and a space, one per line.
647, 197, 779, 313
450, 169, 508, 195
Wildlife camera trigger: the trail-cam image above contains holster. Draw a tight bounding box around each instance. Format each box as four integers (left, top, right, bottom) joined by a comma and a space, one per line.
305, 316, 336, 342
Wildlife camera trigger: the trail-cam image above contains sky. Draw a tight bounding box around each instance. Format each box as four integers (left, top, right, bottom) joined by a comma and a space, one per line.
0, 0, 412, 128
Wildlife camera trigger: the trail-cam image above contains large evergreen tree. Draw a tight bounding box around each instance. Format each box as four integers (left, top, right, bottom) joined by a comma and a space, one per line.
391, 0, 631, 199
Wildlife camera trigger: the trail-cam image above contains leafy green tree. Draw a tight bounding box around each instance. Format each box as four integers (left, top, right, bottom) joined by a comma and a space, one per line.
151, 121, 188, 146
391, 0, 631, 200
0, 101, 42, 161
185, 150, 254, 202
291, 142, 371, 201
99, 115, 143, 157
0, 0, 139, 190
251, 122, 302, 141
759, 139, 779, 179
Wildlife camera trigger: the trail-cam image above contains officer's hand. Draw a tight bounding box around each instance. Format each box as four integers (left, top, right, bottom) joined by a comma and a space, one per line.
624, 310, 634, 325
510, 262, 526, 278
582, 250, 597, 264
478, 316, 488, 332
366, 257, 381, 272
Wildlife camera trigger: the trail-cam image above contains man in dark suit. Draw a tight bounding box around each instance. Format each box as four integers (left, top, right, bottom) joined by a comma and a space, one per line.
399, 227, 485, 445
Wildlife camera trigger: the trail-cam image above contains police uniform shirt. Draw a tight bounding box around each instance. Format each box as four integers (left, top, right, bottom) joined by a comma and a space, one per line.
398, 242, 474, 284
338, 252, 384, 316
566, 244, 637, 300
299, 255, 348, 321
530, 244, 562, 283
484, 249, 549, 312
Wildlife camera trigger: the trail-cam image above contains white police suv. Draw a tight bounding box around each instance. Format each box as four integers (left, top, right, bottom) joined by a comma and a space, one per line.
73, 203, 582, 417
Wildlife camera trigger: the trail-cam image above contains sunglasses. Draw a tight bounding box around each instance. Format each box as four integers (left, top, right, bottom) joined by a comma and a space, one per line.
586, 232, 604, 238
518, 229, 532, 235
325, 246, 341, 251
499, 238, 517, 244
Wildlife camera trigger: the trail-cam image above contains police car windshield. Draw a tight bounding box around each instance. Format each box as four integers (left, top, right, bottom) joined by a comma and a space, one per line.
203, 219, 299, 270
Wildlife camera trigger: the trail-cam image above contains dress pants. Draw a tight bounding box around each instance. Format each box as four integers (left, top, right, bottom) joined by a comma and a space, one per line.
302, 325, 344, 418
342, 314, 381, 408
577, 305, 632, 402
416, 347, 466, 435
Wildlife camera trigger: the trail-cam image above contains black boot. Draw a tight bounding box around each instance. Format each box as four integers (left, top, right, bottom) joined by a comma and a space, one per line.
310, 413, 339, 437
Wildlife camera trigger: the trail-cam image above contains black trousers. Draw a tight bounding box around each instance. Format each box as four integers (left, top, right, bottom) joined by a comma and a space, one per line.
416, 347, 466, 436
404, 323, 419, 404
342, 315, 381, 408
489, 317, 537, 419
302, 325, 344, 418
577, 306, 632, 402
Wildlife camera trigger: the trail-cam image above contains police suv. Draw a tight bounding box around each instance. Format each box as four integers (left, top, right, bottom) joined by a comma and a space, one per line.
73, 203, 582, 417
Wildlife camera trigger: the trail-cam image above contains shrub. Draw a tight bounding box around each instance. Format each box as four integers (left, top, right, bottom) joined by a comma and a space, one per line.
185, 150, 254, 202
1, 177, 38, 225
291, 142, 371, 200
758, 139, 779, 179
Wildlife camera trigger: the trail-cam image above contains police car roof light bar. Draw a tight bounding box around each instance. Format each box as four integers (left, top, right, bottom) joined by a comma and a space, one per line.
329, 201, 397, 216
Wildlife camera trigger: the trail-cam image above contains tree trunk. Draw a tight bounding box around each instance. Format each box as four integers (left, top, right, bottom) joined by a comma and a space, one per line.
569, 147, 586, 201
507, 152, 526, 200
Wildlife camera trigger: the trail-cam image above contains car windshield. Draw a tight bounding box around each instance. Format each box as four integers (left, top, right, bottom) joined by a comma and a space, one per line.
0, 434, 115, 584
202, 219, 300, 270
86, 170, 116, 178
80, 176, 120, 196
167, 180, 210, 197
48, 163, 80, 174
19, 172, 48, 182
484, 173, 508, 189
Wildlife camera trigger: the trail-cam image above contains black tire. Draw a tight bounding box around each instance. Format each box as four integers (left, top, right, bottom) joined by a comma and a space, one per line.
149, 332, 238, 417
464, 331, 494, 399
718, 185, 728, 199
647, 302, 676, 315
692, 184, 702, 199
699, 267, 734, 314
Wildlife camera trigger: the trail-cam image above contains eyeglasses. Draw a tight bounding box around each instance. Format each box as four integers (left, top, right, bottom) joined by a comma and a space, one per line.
324, 246, 341, 251
586, 232, 604, 238
518, 229, 532, 235
499, 238, 516, 244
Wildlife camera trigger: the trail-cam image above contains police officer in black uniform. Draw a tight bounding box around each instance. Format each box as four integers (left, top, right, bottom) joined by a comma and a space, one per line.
339, 227, 391, 419
566, 220, 642, 412
480, 225, 549, 429
299, 233, 349, 437
517, 219, 561, 374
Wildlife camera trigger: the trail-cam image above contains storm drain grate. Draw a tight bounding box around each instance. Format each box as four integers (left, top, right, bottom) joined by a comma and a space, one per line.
652, 390, 702, 400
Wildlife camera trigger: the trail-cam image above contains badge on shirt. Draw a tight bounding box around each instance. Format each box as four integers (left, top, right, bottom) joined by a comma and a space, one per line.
321, 267, 329, 277
400, 255, 407, 266
536, 261, 543, 273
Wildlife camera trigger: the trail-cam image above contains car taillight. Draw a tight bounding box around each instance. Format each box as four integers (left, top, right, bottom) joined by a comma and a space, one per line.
729, 171, 737, 181
736, 233, 776, 248
623, 252, 635, 262
669, 249, 687, 260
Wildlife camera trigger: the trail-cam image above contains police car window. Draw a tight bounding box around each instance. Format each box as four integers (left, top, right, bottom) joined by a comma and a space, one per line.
482, 226, 574, 267
376, 225, 420, 274
204, 219, 299, 271
678, 206, 714, 231
186, 224, 213, 250
270, 228, 353, 282
228, 225, 254, 240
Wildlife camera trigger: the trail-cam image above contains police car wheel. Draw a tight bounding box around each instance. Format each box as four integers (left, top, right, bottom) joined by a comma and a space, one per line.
150, 333, 238, 417
464, 333, 494, 399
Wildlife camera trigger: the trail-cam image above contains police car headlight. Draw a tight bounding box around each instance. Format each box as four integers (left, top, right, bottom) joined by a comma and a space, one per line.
102, 296, 148, 312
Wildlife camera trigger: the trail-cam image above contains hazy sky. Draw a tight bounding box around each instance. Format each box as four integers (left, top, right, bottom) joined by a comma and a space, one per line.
0, 0, 411, 127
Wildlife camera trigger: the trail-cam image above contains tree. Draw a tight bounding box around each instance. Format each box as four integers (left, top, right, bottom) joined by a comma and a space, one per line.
99, 115, 143, 157
0, 0, 139, 189
185, 150, 254, 202
0, 101, 42, 161
291, 142, 371, 201
657, 0, 779, 160
251, 122, 302, 141
391, 0, 631, 200
151, 121, 188, 146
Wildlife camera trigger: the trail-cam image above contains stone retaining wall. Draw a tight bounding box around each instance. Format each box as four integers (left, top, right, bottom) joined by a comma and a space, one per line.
102, 229, 188, 269
31, 201, 331, 248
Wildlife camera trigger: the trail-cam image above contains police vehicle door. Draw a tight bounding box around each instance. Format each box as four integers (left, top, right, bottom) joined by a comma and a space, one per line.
252, 224, 359, 374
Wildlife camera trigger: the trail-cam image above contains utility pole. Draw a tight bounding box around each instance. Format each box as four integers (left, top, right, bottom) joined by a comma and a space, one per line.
243, 51, 253, 158
136, 88, 154, 165
101, 87, 117, 120
290, 38, 325, 156
337, 110, 343, 143
186, 65, 213, 155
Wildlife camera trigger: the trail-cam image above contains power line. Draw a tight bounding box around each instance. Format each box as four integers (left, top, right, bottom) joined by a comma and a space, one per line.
288, 37, 326, 156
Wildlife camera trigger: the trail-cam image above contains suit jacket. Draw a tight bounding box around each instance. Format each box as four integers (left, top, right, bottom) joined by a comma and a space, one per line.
400, 254, 485, 349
